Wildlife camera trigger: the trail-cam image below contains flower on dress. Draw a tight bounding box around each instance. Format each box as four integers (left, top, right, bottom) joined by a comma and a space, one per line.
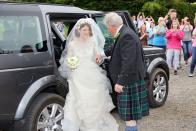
66, 56, 80, 70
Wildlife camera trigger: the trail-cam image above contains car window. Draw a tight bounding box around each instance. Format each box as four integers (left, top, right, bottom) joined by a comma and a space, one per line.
0, 16, 47, 54
52, 21, 70, 39
94, 16, 115, 50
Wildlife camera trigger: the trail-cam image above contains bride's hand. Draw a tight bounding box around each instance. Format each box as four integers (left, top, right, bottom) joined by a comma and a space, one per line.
96, 53, 102, 64
114, 84, 123, 93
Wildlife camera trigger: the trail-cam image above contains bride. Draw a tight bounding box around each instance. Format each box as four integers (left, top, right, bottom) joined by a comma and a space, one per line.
58, 18, 119, 131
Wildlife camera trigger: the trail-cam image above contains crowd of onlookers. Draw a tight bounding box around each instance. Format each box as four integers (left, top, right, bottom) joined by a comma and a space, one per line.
131, 9, 196, 76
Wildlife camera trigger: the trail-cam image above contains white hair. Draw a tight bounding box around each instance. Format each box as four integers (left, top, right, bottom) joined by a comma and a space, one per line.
103, 12, 123, 27
158, 17, 164, 23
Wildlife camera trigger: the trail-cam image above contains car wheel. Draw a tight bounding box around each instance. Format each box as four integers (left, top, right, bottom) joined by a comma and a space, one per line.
148, 68, 169, 108
15, 93, 65, 131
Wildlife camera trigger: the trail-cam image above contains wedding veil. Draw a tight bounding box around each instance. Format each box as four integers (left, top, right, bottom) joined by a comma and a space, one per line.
58, 18, 106, 78
58, 18, 105, 78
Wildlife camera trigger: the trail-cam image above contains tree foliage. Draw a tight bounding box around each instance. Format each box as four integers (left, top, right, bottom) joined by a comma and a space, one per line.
10, 0, 196, 24
142, 1, 167, 21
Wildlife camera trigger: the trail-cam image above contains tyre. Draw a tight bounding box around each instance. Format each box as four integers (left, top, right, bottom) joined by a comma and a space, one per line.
14, 93, 65, 131
148, 68, 169, 108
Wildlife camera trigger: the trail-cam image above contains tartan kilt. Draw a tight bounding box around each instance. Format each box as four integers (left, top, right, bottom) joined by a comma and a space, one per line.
117, 80, 149, 121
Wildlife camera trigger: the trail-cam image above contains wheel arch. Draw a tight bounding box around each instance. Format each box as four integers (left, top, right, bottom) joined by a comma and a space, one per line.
14, 75, 68, 120
147, 57, 170, 80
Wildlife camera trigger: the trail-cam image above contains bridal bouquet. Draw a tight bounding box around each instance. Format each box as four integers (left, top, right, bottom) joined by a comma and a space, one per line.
66, 56, 80, 70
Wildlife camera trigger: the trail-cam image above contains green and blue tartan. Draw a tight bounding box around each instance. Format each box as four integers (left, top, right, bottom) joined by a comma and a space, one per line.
117, 80, 149, 121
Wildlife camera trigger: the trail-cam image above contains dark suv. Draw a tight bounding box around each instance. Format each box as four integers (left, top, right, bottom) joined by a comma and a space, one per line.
0, 3, 169, 131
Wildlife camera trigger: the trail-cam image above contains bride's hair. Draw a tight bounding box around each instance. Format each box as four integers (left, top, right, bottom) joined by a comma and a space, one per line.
75, 23, 93, 37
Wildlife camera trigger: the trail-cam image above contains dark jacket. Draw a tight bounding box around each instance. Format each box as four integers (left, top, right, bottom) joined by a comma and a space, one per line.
108, 25, 146, 86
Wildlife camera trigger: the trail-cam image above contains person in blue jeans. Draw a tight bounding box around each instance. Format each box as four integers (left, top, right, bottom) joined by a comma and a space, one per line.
189, 26, 196, 77
182, 41, 192, 65
190, 47, 196, 76
180, 17, 193, 66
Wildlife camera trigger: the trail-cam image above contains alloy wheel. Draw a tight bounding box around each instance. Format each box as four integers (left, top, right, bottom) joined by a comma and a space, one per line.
37, 103, 64, 131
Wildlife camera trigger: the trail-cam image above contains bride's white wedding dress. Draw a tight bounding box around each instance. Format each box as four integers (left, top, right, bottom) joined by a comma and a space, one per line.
61, 38, 119, 131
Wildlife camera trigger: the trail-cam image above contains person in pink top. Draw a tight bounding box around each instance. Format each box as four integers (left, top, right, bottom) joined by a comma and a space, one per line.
166, 20, 184, 75
189, 22, 196, 77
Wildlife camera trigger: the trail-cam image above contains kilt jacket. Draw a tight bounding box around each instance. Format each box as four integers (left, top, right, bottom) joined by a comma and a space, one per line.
107, 25, 147, 86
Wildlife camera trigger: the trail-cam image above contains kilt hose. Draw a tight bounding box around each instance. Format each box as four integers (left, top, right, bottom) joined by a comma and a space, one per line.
117, 80, 149, 121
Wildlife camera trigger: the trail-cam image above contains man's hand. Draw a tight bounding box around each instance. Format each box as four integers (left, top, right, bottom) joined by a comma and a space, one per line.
114, 84, 124, 93
96, 53, 102, 64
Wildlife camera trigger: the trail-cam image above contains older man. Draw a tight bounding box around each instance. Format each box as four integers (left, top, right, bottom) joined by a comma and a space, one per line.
103, 12, 149, 131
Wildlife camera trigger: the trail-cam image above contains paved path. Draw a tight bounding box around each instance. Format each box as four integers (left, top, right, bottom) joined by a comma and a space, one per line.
113, 65, 196, 131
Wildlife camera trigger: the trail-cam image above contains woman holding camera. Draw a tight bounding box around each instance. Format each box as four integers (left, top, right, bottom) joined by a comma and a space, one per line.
180, 17, 193, 66
166, 20, 184, 75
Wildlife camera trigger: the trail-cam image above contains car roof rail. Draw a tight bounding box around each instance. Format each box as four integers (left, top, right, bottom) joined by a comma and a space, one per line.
0, 1, 74, 7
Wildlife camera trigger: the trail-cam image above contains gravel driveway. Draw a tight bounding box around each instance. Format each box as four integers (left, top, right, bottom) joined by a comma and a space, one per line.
1, 65, 195, 131
113, 65, 196, 131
